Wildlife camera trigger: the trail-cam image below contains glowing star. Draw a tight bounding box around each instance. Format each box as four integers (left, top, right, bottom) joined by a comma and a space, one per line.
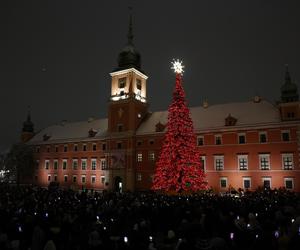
171, 59, 184, 74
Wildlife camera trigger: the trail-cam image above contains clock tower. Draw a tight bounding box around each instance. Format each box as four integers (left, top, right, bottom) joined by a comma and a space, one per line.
107, 11, 149, 191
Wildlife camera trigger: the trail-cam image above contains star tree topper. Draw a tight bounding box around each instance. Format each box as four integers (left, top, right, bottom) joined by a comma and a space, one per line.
171, 59, 184, 74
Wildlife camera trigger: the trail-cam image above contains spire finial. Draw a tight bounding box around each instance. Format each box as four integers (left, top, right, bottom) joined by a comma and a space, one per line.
285, 64, 291, 84
127, 6, 133, 45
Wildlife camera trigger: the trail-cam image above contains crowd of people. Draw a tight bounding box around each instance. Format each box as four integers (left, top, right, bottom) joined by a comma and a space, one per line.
0, 184, 300, 250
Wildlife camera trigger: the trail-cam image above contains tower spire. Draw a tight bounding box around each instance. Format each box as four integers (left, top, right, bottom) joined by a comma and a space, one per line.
285, 64, 291, 84
127, 7, 133, 45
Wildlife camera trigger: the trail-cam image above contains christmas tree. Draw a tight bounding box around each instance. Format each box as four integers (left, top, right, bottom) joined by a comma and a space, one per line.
152, 60, 206, 192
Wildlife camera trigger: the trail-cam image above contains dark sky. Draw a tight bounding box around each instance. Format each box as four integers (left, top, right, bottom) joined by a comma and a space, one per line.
1, 0, 300, 152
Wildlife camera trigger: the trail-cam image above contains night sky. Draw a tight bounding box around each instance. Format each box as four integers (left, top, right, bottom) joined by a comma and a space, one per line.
0, 0, 299, 152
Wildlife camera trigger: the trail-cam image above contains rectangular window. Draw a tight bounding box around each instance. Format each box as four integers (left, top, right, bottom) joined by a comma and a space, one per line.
36, 147, 40, 153
92, 159, 97, 170
91, 175, 96, 184
282, 153, 293, 170
238, 134, 246, 144
92, 143, 97, 151
73, 175, 77, 183
64, 145, 68, 152
74, 144, 78, 151
46, 146, 50, 153
197, 136, 204, 146
81, 159, 87, 170
284, 178, 294, 190
220, 177, 227, 188
101, 159, 106, 170
72, 159, 78, 170
136, 79, 142, 90
118, 77, 126, 88
83, 144, 87, 151
117, 124, 123, 132
117, 142, 122, 149
62, 159, 67, 170
148, 152, 155, 161
200, 156, 206, 172
149, 140, 154, 145
259, 154, 270, 170
102, 143, 106, 151
259, 132, 267, 143
53, 160, 58, 170
55, 146, 58, 152
262, 177, 271, 188
64, 175, 68, 182
137, 153, 143, 162
45, 160, 49, 170
238, 155, 248, 170
214, 155, 224, 171
54, 175, 57, 182
243, 177, 251, 189
137, 173, 142, 181
48, 175, 51, 182
282, 131, 290, 142
215, 135, 222, 145
101, 176, 105, 184
81, 175, 86, 184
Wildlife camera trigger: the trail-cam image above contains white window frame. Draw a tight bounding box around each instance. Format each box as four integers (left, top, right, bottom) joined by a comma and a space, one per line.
262, 177, 272, 188
81, 175, 86, 184
137, 153, 143, 162
72, 159, 78, 170
197, 136, 204, 146
214, 155, 224, 171
259, 154, 270, 170
220, 177, 227, 189
243, 177, 251, 189
148, 152, 155, 161
47, 174, 51, 182
284, 177, 294, 190
72, 175, 77, 183
100, 159, 106, 170
101, 176, 105, 184
137, 173, 142, 181
238, 155, 248, 171
238, 133, 246, 144
45, 160, 50, 170
259, 131, 267, 143
62, 159, 68, 170
53, 159, 58, 170
282, 153, 293, 170
91, 158, 97, 170
215, 135, 222, 145
200, 156, 206, 172
81, 159, 87, 170
91, 175, 96, 184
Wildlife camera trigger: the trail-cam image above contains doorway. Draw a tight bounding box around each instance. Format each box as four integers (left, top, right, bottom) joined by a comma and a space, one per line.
114, 176, 123, 192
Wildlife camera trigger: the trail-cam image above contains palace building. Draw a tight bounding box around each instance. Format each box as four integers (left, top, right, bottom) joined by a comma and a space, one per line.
21, 15, 300, 192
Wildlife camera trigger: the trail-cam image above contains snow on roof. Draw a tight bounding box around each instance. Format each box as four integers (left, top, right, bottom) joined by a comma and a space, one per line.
137, 100, 281, 134
29, 118, 108, 144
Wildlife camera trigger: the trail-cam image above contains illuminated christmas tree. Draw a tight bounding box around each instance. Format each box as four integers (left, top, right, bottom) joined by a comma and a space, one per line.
152, 60, 206, 192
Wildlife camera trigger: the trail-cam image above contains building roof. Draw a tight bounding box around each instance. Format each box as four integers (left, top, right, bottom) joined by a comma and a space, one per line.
29, 100, 283, 144
136, 100, 281, 134
29, 118, 108, 144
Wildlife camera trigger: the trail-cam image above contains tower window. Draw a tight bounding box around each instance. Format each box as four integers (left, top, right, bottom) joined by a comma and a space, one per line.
118, 77, 126, 88
136, 79, 142, 90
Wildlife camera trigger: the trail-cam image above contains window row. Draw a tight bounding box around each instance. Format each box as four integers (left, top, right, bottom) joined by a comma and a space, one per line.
197, 130, 291, 146
219, 177, 295, 190
200, 153, 294, 171
44, 174, 106, 184
43, 158, 107, 170
136, 152, 155, 162
36, 143, 107, 153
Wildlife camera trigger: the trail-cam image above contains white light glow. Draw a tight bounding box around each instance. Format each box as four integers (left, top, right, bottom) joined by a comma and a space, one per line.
171, 59, 184, 74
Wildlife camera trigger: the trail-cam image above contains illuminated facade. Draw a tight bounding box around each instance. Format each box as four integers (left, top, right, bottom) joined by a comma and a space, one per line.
21, 15, 300, 192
